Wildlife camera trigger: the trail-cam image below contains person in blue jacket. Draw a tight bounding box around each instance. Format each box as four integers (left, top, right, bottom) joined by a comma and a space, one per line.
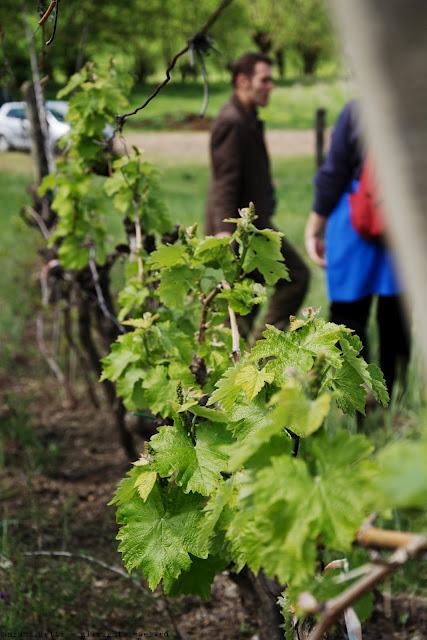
305, 101, 410, 394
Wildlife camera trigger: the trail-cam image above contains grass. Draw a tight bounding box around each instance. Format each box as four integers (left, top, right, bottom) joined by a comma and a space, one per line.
0, 397, 60, 473
0, 149, 420, 379
0, 528, 156, 637
128, 77, 354, 130
0, 150, 406, 363
0, 151, 324, 375
0, 154, 40, 369
0, 150, 423, 414
0, 151, 324, 377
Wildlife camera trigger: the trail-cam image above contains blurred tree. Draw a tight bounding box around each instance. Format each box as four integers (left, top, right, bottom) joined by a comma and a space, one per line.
0, 0, 32, 97
247, 0, 336, 77
0, 0, 248, 95
247, 0, 288, 77
0, 0, 335, 100
135, 0, 249, 76
282, 0, 335, 76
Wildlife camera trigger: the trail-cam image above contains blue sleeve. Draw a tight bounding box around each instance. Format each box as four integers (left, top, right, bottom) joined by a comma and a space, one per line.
312, 101, 362, 217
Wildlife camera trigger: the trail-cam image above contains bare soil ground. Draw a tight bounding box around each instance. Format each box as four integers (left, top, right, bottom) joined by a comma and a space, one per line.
1, 370, 259, 639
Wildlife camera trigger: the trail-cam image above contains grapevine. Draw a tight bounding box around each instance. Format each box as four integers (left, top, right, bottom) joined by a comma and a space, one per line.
35, 61, 427, 638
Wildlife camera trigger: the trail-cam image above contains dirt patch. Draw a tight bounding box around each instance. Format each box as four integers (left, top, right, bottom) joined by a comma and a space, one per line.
131, 113, 214, 131
0, 128, 326, 173
116, 128, 326, 165
0, 374, 260, 639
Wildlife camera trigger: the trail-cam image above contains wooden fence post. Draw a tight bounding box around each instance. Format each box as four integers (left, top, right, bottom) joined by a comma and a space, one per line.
315, 107, 326, 168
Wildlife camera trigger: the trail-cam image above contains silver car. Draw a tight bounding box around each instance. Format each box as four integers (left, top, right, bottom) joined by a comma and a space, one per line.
0, 101, 70, 152
45, 100, 115, 139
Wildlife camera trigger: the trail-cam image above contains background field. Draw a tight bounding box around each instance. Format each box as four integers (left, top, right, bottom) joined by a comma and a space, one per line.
127, 77, 354, 130
0, 150, 324, 369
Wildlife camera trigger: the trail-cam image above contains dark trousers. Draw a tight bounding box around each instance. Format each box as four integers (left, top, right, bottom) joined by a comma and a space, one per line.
330, 295, 410, 394
240, 236, 310, 338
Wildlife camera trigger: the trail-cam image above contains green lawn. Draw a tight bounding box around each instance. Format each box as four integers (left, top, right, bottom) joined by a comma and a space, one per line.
2, 151, 421, 383
0, 157, 39, 368
0, 150, 417, 389
0, 153, 325, 369
128, 77, 354, 130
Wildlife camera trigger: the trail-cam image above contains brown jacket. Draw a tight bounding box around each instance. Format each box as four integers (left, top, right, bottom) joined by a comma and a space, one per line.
205, 95, 276, 235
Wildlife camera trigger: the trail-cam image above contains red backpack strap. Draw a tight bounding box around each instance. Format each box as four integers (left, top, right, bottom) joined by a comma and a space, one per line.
350, 154, 385, 241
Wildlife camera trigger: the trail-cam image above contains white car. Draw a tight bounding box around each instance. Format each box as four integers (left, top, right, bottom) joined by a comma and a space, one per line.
0, 101, 70, 152
46, 100, 69, 123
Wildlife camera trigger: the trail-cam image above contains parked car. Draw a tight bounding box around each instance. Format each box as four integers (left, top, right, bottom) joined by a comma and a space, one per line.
46, 100, 69, 123
46, 100, 115, 139
0, 101, 70, 152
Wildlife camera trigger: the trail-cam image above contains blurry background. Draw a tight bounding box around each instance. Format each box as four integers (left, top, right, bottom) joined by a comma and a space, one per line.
1, 1, 425, 638
0, 0, 351, 367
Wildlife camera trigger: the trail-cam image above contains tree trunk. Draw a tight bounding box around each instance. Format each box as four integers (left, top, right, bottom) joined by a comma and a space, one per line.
315, 107, 327, 168
22, 18, 56, 235
22, 19, 54, 185
275, 48, 285, 80
22, 81, 51, 184
75, 24, 89, 72
253, 30, 273, 54
302, 49, 319, 76
76, 292, 137, 461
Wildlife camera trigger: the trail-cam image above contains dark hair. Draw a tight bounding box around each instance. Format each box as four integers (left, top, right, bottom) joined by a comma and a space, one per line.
229, 52, 272, 87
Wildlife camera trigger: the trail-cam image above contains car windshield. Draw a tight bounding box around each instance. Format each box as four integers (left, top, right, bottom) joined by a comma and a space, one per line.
7, 108, 26, 119
48, 108, 66, 122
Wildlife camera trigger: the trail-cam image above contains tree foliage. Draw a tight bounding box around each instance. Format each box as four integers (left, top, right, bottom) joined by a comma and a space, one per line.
1, 0, 248, 94
1, 0, 337, 100
247, 0, 336, 76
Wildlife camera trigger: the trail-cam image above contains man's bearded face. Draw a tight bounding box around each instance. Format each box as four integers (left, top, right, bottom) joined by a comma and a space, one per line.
247, 61, 274, 107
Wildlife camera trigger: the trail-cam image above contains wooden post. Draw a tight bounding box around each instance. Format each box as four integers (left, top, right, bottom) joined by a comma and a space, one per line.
328, 0, 427, 374
22, 18, 54, 186
22, 81, 52, 185
22, 14, 55, 228
315, 107, 326, 168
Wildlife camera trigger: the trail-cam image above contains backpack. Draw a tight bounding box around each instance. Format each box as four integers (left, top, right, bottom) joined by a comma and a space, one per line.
349, 156, 385, 241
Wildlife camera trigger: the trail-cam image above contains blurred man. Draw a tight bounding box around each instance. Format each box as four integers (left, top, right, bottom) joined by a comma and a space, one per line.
206, 51, 309, 333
